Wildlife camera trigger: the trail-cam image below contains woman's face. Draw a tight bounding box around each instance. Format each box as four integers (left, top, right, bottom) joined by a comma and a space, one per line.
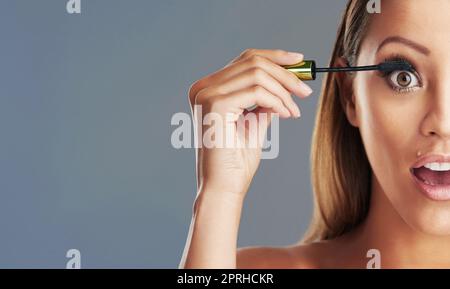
352, 0, 450, 235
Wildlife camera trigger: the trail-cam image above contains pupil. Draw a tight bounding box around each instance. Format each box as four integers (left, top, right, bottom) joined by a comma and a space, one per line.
397, 72, 411, 87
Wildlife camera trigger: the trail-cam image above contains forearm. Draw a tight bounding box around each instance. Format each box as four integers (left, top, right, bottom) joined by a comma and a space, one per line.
179, 190, 245, 269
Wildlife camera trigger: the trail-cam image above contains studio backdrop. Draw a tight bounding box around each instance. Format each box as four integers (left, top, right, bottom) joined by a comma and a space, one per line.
1, 0, 346, 268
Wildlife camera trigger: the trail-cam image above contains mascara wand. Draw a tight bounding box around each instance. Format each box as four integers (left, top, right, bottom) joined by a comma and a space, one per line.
283, 60, 413, 81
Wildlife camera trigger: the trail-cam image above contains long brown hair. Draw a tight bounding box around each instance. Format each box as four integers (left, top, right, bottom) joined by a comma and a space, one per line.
302, 0, 375, 243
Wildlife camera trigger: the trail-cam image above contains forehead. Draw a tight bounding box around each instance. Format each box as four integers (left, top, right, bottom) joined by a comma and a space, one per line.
361, 0, 450, 58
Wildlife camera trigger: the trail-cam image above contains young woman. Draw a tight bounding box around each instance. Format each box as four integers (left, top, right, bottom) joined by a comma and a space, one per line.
179, 0, 450, 268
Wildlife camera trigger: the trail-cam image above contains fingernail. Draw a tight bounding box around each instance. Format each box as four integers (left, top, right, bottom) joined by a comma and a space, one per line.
293, 105, 301, 118
299, 81, 313, 95
287, 52, 304, 59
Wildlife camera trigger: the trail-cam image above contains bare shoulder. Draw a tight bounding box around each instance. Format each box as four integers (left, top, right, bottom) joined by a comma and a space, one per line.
236, 242, 332, 269
237, 230, 363, 269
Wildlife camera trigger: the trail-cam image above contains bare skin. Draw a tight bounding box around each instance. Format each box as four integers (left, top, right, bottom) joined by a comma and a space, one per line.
180, 0, 450, 269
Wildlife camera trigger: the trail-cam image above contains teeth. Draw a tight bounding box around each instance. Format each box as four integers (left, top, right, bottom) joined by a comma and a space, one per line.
423, 162, 450, 171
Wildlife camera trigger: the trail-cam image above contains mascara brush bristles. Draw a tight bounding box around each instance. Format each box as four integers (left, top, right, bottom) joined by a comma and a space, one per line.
377, 60, 413, 72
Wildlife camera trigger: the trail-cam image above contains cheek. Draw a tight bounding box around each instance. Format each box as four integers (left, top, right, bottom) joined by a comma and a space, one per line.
354, 74, 420, 185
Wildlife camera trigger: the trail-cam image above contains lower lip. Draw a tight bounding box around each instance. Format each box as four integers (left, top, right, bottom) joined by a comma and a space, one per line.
411, 169, 450, 201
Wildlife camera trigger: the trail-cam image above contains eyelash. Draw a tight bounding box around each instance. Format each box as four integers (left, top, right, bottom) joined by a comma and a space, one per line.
380, 55, 423, 94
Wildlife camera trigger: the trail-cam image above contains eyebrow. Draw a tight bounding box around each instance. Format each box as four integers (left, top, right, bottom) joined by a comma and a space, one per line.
377, 36, 431, 55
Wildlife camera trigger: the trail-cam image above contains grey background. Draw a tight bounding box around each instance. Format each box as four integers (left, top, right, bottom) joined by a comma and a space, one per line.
0, 0, 347, 268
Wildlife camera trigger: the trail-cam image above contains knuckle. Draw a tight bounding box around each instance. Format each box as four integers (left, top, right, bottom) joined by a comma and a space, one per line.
248, 54, 265, 66
194, 88, 210, 105
251, 85, 265, 96
188, 79, 204, 102
249, 67, 267, 82
188, 87, 196, 105
241, 48, 256, 58
195, 87, 222, 110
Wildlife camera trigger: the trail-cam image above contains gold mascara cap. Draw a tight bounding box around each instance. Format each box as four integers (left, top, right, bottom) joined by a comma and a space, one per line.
283, 60, 316, 81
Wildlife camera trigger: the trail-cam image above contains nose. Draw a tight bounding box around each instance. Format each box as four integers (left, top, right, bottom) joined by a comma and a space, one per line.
420, 81, 450, 140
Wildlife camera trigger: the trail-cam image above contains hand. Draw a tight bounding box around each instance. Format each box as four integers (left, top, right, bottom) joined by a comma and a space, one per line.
188, 48, 313, 199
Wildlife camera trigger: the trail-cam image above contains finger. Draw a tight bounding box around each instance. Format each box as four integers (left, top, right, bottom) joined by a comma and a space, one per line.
240, 54, 313, 98
203, 67, 301, 117
248, 107, 277, 128
230, 49, 312, 97
228, 48, 304, 66
194, 49, 301, 96
251, 107, 277, 145
239, 107, 273, 150
191, 51, 312, 103
222, 85, 292, 119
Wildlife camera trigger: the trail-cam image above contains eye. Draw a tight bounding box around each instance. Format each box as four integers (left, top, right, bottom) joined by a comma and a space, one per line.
387, 70, 421, 93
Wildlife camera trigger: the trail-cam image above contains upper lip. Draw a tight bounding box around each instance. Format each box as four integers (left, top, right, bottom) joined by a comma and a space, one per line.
412, 153, 450, 169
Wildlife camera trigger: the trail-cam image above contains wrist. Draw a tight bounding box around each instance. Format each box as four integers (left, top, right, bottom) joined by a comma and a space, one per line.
198, 178, 250, 200
193, 187, 246, 215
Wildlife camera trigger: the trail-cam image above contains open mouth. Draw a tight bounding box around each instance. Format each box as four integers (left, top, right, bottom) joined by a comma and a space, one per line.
412, 163, 450, 185
411, 162, 450, 201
